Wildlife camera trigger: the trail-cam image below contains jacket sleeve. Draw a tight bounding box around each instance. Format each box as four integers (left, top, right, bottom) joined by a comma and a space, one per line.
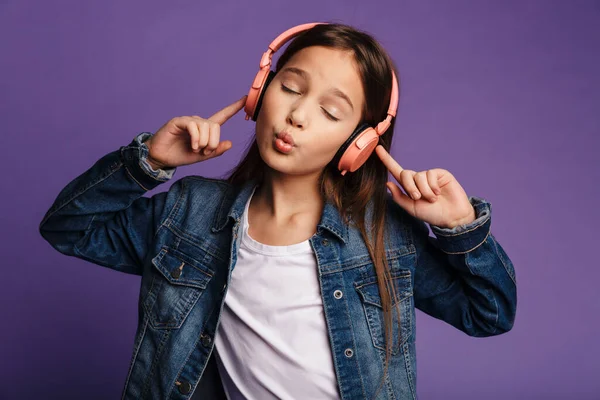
409, 196, 517, 337
39, 132, 178, 276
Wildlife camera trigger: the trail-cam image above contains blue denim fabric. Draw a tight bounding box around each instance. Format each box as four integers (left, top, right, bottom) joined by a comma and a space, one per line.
39, 132, 517, 400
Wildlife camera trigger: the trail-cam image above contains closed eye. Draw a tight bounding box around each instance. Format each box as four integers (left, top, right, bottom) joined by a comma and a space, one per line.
281, 84, 299, 95
282, 84, 339, 122
322, 108, 339, 122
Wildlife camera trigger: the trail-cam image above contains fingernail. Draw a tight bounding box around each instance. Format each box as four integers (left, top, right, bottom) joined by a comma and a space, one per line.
412, 191, 420, 199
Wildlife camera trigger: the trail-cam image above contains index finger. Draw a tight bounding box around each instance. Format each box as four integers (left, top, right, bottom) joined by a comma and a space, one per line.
375, 145, 404, 177
208, 95, 248, 125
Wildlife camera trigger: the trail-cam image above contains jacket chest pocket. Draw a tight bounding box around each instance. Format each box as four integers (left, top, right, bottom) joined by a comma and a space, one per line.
354, 260, 414, 356
143, 245, 215, 330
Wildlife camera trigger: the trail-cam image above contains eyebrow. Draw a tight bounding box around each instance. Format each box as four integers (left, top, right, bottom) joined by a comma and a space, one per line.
281, 67, 354, 111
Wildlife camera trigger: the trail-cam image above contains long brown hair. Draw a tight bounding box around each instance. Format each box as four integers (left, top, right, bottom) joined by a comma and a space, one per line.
228, 23, 401, 395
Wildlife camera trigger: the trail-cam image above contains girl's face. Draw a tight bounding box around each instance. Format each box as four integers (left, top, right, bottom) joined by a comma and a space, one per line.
255, 46, 365, 178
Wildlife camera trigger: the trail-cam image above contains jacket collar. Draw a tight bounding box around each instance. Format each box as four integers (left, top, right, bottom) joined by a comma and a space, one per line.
211, 180, 348, 244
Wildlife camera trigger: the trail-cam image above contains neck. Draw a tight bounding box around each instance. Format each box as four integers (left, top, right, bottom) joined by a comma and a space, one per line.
252, 168, 323, 221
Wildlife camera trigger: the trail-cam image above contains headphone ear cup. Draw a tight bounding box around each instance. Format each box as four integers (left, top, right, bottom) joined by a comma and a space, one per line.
251, 71, 275, 121
336, 124, 379, 175
333, 123, 369, 164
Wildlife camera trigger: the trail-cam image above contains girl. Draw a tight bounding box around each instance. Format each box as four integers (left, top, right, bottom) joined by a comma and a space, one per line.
40, 22, 517, 400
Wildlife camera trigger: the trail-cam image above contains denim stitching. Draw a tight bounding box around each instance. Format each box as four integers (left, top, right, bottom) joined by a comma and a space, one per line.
41, 162, 122, 225
124, 164, 150, 191
85, 214, 96, 231
141, 328, 172, 398
490, 234, 517, 285
142, 275, 158, 326
339, 271, 369, 400
73, 245, 138, 271
370, 340, 397, 400
169, 318, 211, 399
465, 252, 499, 334
310, 239, 369, 400
438, 229, 491, 255
491, 288, 499, 335
166, 224, 228, 263
121, 316, 149, 400
431, 214, 489, 237
161, 178, 187, 238
321, 246, 416, 276
402, 342, 417, 400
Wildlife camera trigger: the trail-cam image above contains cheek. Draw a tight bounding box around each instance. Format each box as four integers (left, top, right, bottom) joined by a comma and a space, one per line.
304, 127, 353, 163
256, 84, 281, 126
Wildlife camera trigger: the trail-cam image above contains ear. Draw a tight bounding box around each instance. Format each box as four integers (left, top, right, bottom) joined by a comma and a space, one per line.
252, 71, 276, 121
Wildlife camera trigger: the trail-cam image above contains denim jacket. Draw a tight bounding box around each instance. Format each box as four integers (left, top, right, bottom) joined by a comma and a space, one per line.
39, 132, 517, 400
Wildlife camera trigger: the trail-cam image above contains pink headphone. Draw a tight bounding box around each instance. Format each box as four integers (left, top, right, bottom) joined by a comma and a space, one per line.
244, 22, 399, 175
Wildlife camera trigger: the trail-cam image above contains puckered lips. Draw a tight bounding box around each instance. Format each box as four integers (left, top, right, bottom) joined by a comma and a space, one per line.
274, 131, 295, 154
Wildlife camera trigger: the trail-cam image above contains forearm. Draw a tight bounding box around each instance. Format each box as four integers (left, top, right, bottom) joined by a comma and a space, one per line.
39, 132, 175, 258
413, 196, 517, 336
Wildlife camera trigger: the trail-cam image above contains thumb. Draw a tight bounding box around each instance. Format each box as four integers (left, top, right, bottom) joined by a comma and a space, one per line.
208, 140, 233, 158
194, 140, 232, 162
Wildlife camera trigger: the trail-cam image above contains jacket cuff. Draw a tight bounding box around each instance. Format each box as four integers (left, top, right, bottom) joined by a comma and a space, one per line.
429, 196, 491, 254
120, 132, 176, 191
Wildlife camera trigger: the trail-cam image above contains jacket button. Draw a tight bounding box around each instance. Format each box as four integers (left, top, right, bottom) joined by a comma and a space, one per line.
201, 333, 212, 348
321, 239, 329, 246
171, 269, 181, 279
177, 380, 192, 394
334, 290, 343, 299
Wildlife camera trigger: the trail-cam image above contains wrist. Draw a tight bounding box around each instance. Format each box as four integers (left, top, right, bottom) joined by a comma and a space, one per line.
146, 157, 166, 171
446, 206, 477, 229
141, 137, 167, 170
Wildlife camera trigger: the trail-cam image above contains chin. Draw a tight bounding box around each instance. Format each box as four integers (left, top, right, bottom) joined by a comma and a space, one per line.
263, 154, 326, 178
258, 148, 297, 175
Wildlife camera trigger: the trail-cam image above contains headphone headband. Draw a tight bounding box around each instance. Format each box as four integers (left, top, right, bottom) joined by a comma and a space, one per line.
268, 22, 323, 53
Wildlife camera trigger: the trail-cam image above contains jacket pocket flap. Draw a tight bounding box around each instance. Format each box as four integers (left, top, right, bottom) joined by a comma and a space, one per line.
152, 246, 214, 289
354, 270, 412, 308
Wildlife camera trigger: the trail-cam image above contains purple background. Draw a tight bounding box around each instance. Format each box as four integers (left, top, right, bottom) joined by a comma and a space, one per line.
1, 0, 598, 398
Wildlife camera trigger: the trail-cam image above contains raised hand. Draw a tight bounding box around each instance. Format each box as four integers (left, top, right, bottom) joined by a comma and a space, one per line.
144, 95, 247, 169
375, 145, 476, 229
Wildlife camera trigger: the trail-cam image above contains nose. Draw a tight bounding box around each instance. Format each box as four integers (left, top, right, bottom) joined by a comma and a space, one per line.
286, 106, 307, 129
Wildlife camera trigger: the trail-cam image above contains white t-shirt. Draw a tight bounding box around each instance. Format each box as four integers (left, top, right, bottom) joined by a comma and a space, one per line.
213, 189, 340, 400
